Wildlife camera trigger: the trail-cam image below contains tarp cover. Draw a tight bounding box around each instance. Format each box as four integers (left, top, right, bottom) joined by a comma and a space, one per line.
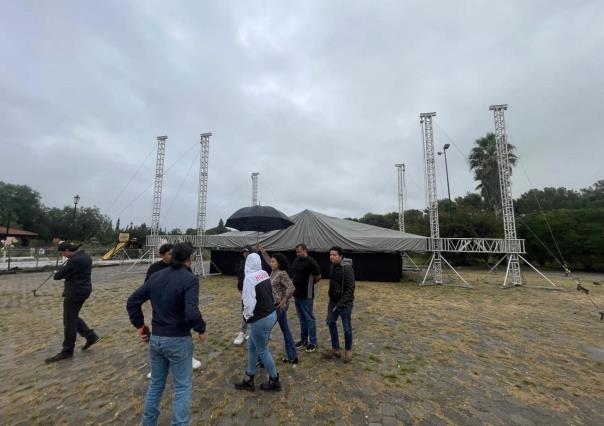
206, 209, 426, 253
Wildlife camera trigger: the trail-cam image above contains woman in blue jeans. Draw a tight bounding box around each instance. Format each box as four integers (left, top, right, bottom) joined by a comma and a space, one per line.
235, 253, 281, 391
260, 250, 298, 364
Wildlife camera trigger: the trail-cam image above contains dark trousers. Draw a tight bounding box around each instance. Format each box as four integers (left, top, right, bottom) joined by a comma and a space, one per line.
62, 295, 93, 352
326, 300, 353, 351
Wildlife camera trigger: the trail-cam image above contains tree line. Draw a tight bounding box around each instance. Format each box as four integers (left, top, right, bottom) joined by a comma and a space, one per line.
2, 133, 602, 270
348, 132, 604, 272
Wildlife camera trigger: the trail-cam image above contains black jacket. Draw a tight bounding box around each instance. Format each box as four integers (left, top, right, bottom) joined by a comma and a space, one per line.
53, 250, 92, 298
247, 277, 275, 323
328, 261, 355, 308
145, 260, 171, 282
126, 265, 206, 337
236, 259, 245, 292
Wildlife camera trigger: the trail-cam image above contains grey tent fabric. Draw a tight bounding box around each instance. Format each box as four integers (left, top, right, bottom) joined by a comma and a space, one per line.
205, 209, 426, 253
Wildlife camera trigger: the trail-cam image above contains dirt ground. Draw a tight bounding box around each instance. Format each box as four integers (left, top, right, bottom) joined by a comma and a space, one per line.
0, 265, 603, 425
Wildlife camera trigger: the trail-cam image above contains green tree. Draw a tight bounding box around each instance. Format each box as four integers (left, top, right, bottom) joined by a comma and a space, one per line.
468, 133, 517, 211
0, 182, 46, 234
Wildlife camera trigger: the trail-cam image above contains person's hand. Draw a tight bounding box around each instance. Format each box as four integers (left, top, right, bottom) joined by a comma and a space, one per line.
196, 332, 206, 343
138, 325, 150, 343
278, 300, 286, 312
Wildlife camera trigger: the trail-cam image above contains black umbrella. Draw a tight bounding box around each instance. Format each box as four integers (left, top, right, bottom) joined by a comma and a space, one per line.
225, 205, 294, 233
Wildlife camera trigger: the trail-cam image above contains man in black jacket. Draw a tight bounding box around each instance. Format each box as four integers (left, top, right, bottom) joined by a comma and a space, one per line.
143, 243, 202, 378
144, 243, 173, 282
45, 241, 99, 363
326, 246, 355, 363
127, 243, 206, 425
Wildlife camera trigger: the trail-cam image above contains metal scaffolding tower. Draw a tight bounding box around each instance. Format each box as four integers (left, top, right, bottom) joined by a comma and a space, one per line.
395, 164, 405, 232
395, 163, 419, 272
149, 136, 168, 263
488, 105, 556, 288
251, 172, 259, 206
194, 132, 212, 276
490, 105, 521, 287
420, 113, 471, 288
151, 136, 167, 236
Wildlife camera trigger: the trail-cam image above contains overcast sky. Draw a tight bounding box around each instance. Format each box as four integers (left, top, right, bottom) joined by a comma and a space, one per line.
1, 1, 603, 231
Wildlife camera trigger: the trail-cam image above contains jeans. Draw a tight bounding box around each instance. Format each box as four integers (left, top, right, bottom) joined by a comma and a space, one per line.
326, 300, 353, 351
276, 303, 297, 361
246, 311, 278, 378
294, 298, 317, 346
62, 294, 94, 353
143, 335, 193, 426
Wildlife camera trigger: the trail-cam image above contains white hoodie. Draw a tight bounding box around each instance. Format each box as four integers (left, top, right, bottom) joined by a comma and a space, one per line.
242, 253, 270, 320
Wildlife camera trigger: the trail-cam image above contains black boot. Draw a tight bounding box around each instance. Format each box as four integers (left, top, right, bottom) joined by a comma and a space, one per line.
260, 374, 281, 391
45, 350, 73, 364
82, 332, 99, 351
234, 373, 255, 392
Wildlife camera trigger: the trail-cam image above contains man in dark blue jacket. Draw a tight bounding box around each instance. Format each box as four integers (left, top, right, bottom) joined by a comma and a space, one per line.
127, 243, 207, 425
45, 241, 99, 363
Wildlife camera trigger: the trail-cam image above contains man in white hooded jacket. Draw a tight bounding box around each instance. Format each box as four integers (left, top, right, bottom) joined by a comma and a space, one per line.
234, 253, 281, 391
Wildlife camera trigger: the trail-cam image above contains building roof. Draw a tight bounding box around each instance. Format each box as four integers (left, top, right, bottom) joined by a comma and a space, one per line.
0, 227, 39, 237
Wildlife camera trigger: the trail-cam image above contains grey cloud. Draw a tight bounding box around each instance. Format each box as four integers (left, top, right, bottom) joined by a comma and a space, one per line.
1, 1, 602, 231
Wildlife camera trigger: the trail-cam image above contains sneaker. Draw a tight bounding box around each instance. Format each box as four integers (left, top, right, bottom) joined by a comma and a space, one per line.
234, 373, 255, 392
295, 341, 307, 348
81, 332, 99, 351
256, 360, 265, 369
305, 344, 317, 353
192, 357, 201, 370
260, 374, 281, 391
343, 350, 353, 363
282, 357, 299, 365
45, 351, 73, 364
233, 332, 245, 346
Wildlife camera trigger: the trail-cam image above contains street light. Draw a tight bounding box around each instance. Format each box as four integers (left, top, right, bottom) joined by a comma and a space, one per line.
437, 144, 451, 206
72, 194, 80, 239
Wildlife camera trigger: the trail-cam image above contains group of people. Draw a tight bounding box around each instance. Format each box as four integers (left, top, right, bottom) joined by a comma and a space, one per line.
46, 240, 356, 425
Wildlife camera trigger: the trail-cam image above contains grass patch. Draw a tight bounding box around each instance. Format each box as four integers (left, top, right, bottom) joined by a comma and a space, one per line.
368, 354, 381, 363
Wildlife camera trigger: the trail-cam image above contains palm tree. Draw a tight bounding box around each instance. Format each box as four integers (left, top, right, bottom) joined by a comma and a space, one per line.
468, 133, 517, 211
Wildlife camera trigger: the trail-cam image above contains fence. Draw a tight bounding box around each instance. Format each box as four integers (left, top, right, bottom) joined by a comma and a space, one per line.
0, 247, 147, 273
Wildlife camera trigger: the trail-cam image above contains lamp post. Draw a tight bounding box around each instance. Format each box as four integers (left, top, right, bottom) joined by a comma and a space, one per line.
72, 194, 80, 240
437, 144, 451, 206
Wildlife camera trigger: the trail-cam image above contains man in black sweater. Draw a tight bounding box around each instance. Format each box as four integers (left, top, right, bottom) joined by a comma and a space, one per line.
45, 241, 99, 363
127, 243, 206, 425
291, 243, 321, 352
326, 246, 355, 363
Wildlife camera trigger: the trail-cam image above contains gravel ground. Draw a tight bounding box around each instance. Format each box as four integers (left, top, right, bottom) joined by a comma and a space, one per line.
0, 265, 603, 425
